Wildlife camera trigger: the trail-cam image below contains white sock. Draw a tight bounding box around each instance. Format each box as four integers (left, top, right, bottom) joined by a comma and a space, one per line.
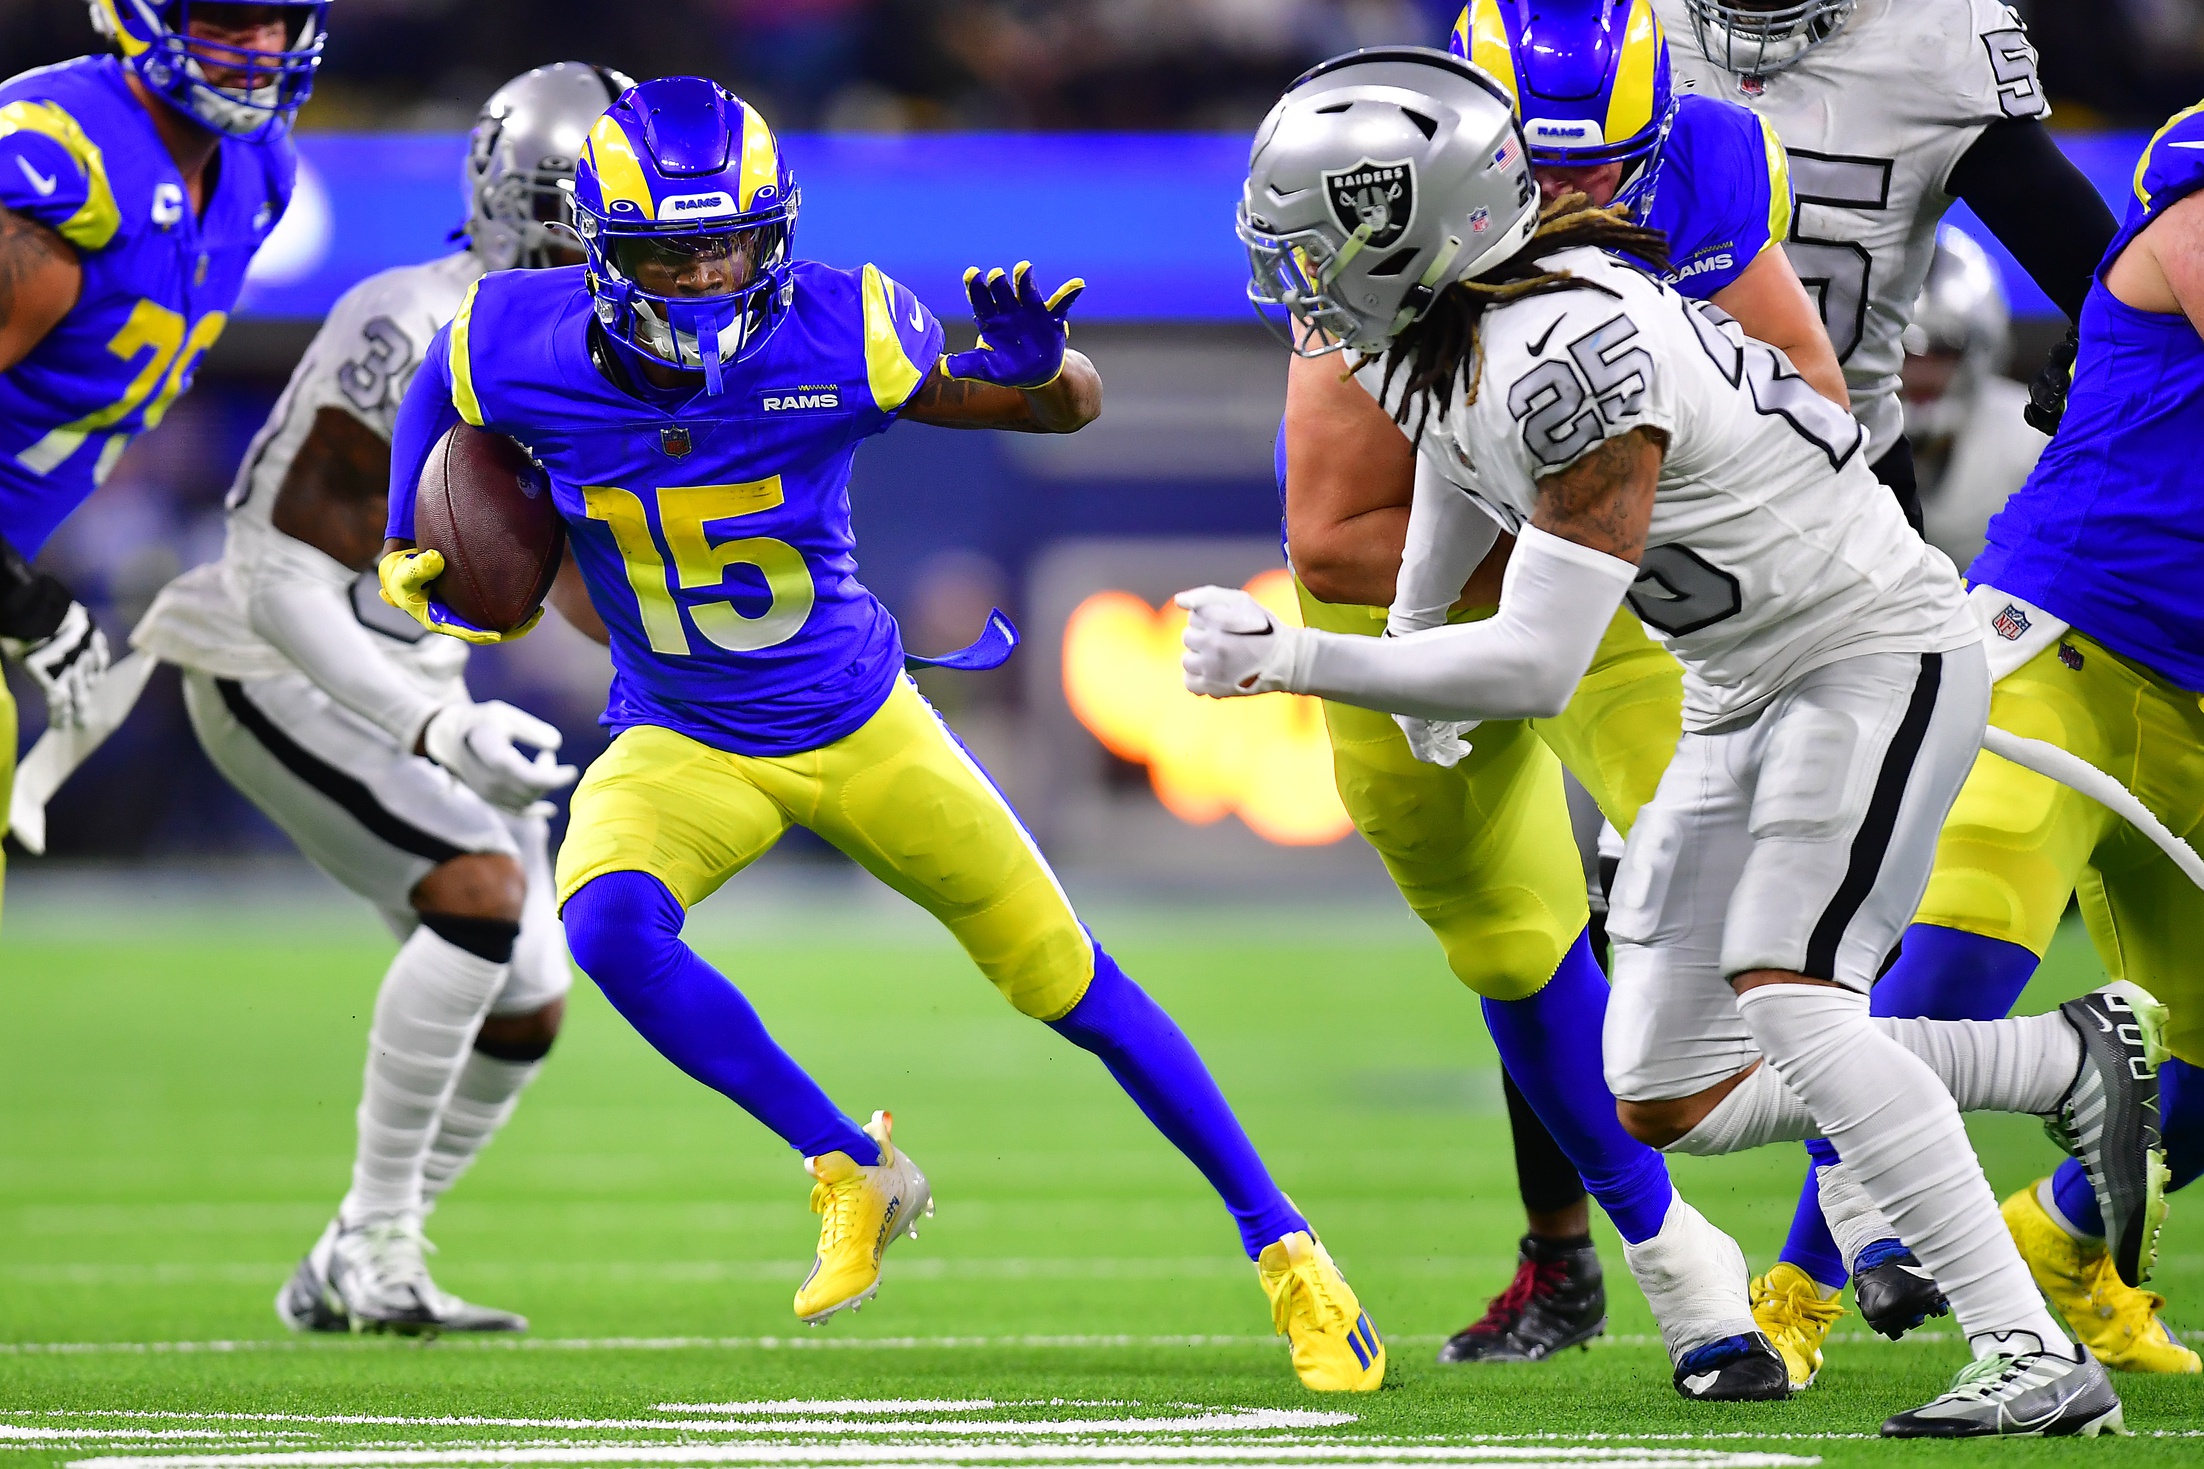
1736, 985, 2068, 1356
1817, 1160, 1900, 1274
421, 1051, 543, 1210
1619, 1194, 1759, 1363
338, 927, 507, 1227
1874, 1013, 2078, 1115
1666, 1062, 1820, 1155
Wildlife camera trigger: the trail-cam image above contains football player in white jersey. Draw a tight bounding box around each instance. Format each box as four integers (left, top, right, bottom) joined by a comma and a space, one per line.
133, 62, 632, 1334
1905, 229, 2040, 568
1188, 48, 2166, 1434
1656, 0, 2116, 523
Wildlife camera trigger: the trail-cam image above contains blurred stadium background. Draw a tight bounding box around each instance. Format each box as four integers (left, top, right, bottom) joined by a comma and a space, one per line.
0, 0, 2188, 881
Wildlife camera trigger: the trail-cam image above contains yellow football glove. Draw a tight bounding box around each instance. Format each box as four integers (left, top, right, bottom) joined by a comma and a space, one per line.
377, 547, 541, 645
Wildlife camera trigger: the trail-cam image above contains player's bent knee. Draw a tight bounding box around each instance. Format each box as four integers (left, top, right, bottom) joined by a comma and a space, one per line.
1616, 1094, 1714, 1149
476, 997, 564, 1062
418, 911, 521, 964
561, 870, 682, 985
414, 851, 526, 924
989, 922, 1096, 1021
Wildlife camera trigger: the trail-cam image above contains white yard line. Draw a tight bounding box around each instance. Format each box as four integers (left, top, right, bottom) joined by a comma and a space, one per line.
59, 1451, 1820, 1469
0, 1336, 1337, 1357
651, 1404, 1003, 1415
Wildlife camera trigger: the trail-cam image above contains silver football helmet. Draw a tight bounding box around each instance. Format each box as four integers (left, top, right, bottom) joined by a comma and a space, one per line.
1239, 47, 1538, 357
1681, 0, 1857, 77
465, 62, 636, 271
1902, 227, 2010, 441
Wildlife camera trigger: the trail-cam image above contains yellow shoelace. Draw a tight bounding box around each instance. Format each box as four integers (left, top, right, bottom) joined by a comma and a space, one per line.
1274, 1251, 1350, 1336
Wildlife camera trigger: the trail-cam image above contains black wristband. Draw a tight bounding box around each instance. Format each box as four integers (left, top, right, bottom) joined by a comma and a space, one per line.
0, 534, 72, 644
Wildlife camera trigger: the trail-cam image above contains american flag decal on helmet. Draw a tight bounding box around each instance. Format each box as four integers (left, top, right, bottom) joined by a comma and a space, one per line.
1493, 136, 1519, 171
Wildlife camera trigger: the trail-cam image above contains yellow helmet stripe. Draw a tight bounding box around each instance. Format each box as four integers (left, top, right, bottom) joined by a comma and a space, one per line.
585, 115, 655, 223
1758, 113, 1793, 248
736, 100, 780, 212
0, 101, 119, 251
1467, 0, 1518, 106
1604, 0, 1662, 146
449, 279, 485, 427
96, 0, 149, 56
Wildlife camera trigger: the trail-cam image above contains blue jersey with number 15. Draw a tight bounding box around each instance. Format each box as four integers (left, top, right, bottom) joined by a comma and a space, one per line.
387, 259, 946, 757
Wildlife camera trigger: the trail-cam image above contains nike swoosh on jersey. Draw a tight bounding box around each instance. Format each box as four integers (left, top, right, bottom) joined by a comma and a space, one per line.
1526, 320, 1561, 356
908, 301, 924, 331
2168, 140, 2204, 150
15, 155, 57, 196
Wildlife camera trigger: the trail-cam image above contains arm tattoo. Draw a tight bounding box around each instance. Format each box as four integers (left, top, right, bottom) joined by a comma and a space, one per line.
0, 206, 74, 331
1530, 426, 1666, 562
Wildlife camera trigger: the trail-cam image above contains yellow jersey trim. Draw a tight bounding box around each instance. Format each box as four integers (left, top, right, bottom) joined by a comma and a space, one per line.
2136, 101, 2204, 209
1467, 0, 1518, 105
1759, 113, 1793, 249
861, 263, 925, 412
1603, 1, 1662, 148
0, 100, 120, 251
449, 279, 485, 427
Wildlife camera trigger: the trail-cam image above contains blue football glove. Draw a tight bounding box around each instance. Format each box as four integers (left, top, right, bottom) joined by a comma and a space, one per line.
942, 260, 1085, 389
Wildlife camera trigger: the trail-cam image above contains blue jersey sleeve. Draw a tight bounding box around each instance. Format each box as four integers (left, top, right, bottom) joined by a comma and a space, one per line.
1649, 99, 1792, 301
386, 327, 465, 542
0, 99, 120, 252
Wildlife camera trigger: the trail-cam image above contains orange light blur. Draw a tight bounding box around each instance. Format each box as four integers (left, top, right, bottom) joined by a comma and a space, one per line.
1062, 568, 1353, 846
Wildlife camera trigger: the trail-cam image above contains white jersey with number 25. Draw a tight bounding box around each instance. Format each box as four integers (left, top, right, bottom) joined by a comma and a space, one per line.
1420, 246, 1974, 730
1656, 0, 2047, 464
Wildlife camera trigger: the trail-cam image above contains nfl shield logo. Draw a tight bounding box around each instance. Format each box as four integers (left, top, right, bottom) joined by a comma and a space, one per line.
660, 425, 692, 458
1321, 157, 1416, 250
1991, 603, 2031, 641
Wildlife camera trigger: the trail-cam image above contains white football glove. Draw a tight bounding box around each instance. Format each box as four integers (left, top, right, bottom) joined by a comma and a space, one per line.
1176, 585, 1309, 697
1396, 714, 1478, 768
1, 601, 110, 730
422, 700, 578, 814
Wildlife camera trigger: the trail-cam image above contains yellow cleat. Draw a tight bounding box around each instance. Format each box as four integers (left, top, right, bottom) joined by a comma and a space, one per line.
1751, 1262, 1846, 1390
1257, 1230, 1385, 1391
2004, 1179, 2200, 1374
792, 1110, 932, 1325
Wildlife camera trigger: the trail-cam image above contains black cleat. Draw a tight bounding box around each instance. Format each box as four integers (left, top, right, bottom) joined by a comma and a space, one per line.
2049, 983, 2170, 1287
1437, 1234, 1606, 1363
1673, 1331, 1791, 1401
1853, 1242, 1949, 1340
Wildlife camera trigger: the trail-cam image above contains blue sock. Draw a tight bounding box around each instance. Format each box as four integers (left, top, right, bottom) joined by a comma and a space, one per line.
2050, 1053, 2202, 1237
1479, 929, 1674, 1245
1776, 925, 2042, 1282
563, 871, 875, 1163
1779, 1140, 1849, 1289
1048, 942, 1307, 1259
1869, 923, 2040, 1022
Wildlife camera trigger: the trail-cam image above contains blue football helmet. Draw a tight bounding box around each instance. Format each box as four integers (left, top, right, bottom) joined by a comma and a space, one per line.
573, 77, 798, 394
88, 1, 328, 141
1451, 0, 1671, 167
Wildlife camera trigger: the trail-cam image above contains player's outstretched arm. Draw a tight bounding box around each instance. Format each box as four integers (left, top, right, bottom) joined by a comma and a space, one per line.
0, 205, 81, 374
1710, 249, 1848, 411
1178, 429, 1659, 722
901, 261, 1101, 433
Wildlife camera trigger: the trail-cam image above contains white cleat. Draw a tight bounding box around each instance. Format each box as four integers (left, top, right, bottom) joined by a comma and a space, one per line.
1623, 1195, 1790, 1401
325, 1215, 526, 1335
274, 1219, 347, 1333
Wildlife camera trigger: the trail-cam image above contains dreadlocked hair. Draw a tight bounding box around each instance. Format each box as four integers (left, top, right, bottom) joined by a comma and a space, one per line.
1365, 193, 1671, 444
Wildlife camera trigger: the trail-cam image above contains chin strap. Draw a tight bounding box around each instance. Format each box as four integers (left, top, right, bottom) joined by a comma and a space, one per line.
671, 300, 740, 396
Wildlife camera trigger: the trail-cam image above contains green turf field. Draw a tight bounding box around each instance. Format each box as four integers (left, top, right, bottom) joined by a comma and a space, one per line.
2, 875, 2198, 1466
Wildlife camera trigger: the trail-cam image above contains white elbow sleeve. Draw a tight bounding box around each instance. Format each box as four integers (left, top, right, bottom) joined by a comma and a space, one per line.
243, 532, 449, 749
1302, 525, 1637, 721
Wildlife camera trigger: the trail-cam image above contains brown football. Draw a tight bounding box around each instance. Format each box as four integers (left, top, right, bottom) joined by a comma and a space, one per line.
413, 423, 565, 634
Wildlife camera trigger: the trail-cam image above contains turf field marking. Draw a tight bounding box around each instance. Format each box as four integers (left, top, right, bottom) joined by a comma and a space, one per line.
654, 1402, 1004, 1414
16, 1412, 1357, 1438
61, 1453, 1821, 1469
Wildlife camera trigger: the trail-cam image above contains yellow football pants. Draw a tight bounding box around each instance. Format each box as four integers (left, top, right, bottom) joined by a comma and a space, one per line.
1296, 581, 1683, 1001
555, 675, 1095, 1022
0, 681, 13, 929
1916, 632, 2204, 1066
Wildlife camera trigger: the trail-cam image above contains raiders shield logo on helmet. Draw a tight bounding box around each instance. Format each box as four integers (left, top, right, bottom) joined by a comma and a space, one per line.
1322, 158, 1416, 251
660, 425, 692, 458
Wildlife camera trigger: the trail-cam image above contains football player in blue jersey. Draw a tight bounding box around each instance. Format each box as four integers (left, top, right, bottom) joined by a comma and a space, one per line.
1269, 1, 1835, 1393
377, 76, 1386, 1391
1774, 99, 2204, 1381
0, 1, 322, 921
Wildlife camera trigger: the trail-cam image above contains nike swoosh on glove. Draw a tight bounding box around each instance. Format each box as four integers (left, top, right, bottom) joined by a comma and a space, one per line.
422, 700, 578, 814
942, 261, 1085, 389
3, 600, 110, 729
1396, 714, 1477, 767
378, 548, 542, 646
1176, 585, 1310, 697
